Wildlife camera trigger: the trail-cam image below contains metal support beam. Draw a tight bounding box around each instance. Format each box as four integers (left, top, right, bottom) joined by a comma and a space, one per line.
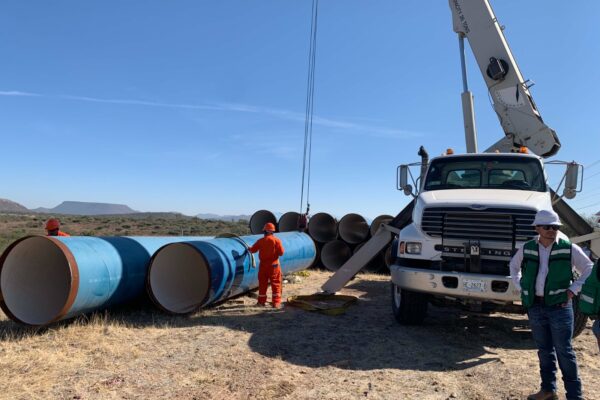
321, 225, 397, 294
458, 35, 478, 154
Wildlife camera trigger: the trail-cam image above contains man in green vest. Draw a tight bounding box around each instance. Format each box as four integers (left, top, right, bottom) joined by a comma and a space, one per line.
509, 209, 593, 400
580, 259, 600, 351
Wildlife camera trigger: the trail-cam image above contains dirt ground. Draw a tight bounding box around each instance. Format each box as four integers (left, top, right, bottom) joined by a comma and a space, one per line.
0, 270, 598, 400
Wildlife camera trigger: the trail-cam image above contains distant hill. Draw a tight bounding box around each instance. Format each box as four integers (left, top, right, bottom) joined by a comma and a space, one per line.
33, 201, 139, 216
0, 198, 29, 213
110, 212, 189, 220
196, 213, 251, 222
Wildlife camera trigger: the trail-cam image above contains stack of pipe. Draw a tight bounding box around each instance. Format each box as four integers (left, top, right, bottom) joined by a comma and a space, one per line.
249, 210, 397, 274
0, 232, 315, 326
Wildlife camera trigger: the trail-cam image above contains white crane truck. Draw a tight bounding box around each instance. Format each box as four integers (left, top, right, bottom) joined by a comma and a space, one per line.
321, 0, 600, 337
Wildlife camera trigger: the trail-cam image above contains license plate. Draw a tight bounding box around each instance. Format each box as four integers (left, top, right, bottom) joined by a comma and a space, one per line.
464, 279, 486, 292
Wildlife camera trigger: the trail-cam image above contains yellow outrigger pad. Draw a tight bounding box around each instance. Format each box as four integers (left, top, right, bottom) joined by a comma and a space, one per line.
286, 293, 358, 316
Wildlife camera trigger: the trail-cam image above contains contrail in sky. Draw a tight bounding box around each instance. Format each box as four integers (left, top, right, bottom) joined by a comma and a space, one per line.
0, 90, 422, 138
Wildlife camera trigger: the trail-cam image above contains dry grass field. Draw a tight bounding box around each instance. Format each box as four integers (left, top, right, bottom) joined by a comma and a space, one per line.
1, 270, 599, 400
0, 213, 250, 254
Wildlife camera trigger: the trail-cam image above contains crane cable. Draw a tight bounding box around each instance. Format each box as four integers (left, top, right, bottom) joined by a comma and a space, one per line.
299, 0, 319, 228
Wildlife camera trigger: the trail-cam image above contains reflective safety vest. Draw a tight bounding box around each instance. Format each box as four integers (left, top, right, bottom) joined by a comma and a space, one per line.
579, 261, 600, 316
520, 238, 573, 307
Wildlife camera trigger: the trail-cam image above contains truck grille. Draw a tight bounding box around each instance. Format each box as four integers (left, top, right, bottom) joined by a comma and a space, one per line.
422, 207, 537, 242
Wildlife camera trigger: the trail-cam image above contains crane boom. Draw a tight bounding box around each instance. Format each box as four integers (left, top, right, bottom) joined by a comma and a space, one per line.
449, 0, 561, 158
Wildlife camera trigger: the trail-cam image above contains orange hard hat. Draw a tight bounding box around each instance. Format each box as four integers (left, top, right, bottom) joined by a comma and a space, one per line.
45, 218, 60, 231
263, 222, 276, 232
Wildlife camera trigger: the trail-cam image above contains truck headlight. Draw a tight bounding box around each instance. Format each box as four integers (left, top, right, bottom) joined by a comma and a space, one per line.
405, 242, 422, 254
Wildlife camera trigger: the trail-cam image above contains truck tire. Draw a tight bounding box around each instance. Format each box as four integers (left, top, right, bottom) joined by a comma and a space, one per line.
391, 282, 428, 325
572, 295, 588, 339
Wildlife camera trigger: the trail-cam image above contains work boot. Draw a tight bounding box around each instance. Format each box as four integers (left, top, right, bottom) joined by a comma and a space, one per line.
527, 390, 558, 400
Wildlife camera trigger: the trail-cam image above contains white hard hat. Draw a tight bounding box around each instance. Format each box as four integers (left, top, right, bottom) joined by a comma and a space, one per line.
532, 209, 562, 226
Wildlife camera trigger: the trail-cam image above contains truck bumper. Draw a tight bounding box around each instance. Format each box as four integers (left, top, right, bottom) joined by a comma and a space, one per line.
390, 265, 521, 303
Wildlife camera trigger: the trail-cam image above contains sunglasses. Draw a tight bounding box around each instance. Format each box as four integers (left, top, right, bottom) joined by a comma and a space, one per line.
539, 225, 560, 231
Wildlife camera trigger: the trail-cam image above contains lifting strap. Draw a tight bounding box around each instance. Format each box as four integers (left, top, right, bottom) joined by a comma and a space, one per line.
299, 0, 319, 224
286, 293, 357, 316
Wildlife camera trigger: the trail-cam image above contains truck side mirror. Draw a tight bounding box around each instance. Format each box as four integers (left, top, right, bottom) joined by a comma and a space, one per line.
563, 162, 581, 199
397, 165, 414, 196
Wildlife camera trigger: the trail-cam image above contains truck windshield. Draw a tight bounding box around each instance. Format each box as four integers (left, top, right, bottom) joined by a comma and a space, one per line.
423, 156, 546, 192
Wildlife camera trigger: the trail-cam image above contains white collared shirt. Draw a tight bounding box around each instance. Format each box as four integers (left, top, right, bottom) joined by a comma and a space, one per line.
509, 236, 593, 296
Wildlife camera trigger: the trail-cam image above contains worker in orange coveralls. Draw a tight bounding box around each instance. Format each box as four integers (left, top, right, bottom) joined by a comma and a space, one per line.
45, 218, 70, 237
248, 222, 285, 308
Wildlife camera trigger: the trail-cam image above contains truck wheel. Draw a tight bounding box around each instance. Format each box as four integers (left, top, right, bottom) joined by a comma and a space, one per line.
391, 283, 428, 325
572, 295, 588, 339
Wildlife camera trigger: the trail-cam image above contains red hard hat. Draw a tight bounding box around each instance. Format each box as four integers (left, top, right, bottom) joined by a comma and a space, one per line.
45, 218, 60, 231
263, 222, 276, 232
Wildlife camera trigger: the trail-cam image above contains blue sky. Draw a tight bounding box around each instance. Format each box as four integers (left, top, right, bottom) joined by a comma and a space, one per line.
1, 1, 599, 219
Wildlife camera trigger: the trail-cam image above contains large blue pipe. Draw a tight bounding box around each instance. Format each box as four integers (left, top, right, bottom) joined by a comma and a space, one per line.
147, 232, 316, 313
0, 235, 211, 326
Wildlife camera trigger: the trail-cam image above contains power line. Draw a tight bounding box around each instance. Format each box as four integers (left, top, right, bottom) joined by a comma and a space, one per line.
585, 158, 600, 169
572, 187, 600, 202
576, 200, 600, 211
584, 170, 600, 181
